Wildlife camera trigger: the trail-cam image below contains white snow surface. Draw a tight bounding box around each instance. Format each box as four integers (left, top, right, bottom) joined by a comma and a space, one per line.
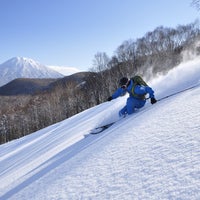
0, 58, 200, 200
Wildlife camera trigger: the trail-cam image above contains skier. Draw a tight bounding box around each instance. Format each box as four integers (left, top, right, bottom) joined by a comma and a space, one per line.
107, 76, 157, 117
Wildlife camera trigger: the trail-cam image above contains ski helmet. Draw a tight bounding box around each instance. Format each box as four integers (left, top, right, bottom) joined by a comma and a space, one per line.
119, 77, 128, 86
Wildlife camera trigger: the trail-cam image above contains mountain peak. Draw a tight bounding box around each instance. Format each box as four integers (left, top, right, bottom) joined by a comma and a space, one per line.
0, 57, 64, 87
4, 57, 44, 68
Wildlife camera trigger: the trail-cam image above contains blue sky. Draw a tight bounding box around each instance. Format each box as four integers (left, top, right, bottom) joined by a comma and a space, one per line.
0, 0, 199, 71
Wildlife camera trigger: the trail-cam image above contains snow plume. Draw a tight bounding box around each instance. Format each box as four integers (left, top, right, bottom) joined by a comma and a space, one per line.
181, 37, 200, 62
150, 57, 200, 99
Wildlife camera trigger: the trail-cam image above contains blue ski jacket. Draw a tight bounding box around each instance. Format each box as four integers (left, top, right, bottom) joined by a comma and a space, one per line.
111, 79, 155, 115
111, 79, 155, 100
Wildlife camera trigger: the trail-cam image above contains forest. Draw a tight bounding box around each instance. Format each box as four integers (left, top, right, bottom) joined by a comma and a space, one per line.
0, 20, 200, 144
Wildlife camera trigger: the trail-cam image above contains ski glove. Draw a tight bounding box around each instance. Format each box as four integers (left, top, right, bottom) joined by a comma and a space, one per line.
151, 97, 157, 104
107, 96, 113, 101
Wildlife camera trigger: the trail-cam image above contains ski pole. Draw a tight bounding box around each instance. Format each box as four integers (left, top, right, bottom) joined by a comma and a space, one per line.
156, 83, 200, 102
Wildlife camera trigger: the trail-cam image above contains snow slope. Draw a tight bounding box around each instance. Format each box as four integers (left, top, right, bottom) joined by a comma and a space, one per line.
0, 58, 200, 200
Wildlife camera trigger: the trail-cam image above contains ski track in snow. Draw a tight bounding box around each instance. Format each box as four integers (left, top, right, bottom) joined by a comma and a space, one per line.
0, 58, 200, 200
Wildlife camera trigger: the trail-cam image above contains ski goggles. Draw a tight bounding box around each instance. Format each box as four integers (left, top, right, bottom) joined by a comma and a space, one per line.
121, 85, 127, 89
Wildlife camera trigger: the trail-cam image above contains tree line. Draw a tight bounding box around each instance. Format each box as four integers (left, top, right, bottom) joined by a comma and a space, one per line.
0, 20, 200, 144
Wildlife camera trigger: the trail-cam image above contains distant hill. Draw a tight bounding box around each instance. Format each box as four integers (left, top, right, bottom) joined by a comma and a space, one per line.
0, 72, 95, 96
0, 57, 64, 87
0, 78, 57, 95
48, 71, 94, 88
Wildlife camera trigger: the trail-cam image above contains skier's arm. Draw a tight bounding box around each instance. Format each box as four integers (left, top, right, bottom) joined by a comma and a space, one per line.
135, 85, 157, 104
134, 85, 154, 98
144, 86, 157, 104
107, 88, 126, 101
112, 88, 126, 99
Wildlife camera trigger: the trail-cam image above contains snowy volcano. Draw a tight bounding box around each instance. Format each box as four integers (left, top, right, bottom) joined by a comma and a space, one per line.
0, 57, 200, 199
0, 57, 64, 86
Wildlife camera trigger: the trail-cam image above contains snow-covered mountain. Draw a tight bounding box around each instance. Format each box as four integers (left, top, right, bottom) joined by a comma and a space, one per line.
0, 57, 64, 86
48, 65, 81, 76
0, 57, 200, 199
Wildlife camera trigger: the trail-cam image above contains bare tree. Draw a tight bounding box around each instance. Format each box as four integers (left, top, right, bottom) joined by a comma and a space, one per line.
191, 0, 200, 10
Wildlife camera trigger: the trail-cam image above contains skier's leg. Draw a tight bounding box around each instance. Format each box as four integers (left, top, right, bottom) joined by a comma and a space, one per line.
126, 98, 135, 114
119, 105, 127, 117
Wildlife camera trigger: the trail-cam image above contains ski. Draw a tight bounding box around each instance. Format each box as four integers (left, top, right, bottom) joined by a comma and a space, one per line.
90, 122, 115, 134
84, 122, 115, 137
